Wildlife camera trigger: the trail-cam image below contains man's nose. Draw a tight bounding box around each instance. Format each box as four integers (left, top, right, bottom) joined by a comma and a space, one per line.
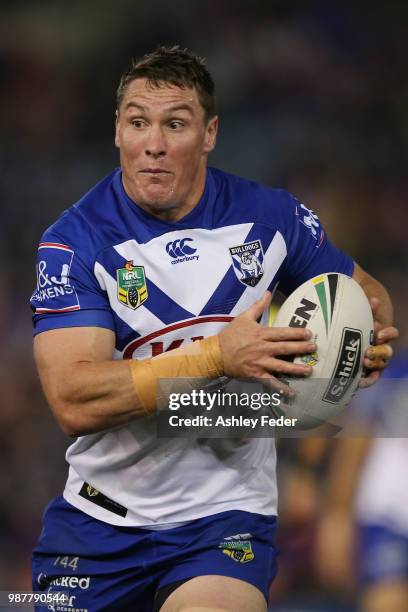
145, 125, 166, 158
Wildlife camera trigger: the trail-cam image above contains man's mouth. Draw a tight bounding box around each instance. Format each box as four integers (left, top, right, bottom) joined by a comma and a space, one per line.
139, 169, 172, 175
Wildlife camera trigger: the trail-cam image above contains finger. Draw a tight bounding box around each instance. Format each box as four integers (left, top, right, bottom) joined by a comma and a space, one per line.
364, 358, 388, 371
259, 374, 295, 398
376, 326, 399, 344
369, 296, 380, 314
260, 340, 317, 357
359, 370, 380, 388
261, 357, 313, 377
366, 344, 393, 362
241, 291, 272, 321
374, 320, 382, 339
262, 326, 313, 342
364, 344, 393, 371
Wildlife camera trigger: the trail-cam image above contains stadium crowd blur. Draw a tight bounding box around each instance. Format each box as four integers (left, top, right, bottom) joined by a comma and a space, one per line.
1, 1, 407, 610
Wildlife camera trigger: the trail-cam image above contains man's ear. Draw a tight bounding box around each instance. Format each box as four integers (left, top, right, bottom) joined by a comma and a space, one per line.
114, 110, 120, 148
203, 115, 218, 154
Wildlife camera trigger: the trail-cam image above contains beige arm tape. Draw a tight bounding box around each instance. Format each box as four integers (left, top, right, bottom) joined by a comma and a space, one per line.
128, 335, 224, 415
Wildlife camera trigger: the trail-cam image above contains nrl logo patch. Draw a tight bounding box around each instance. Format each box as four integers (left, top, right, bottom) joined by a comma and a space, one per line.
117, 261, 148, 310
229, 239, 264, 287
218, 539, 255, 564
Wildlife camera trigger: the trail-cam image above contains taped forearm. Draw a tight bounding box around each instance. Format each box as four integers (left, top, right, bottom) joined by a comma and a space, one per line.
128, 335, 224, 415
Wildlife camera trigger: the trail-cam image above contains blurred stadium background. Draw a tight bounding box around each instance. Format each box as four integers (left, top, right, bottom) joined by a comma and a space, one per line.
1, 1, 407, 610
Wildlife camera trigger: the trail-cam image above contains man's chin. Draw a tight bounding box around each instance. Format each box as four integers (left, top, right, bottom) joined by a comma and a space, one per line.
138, 191, 179, 212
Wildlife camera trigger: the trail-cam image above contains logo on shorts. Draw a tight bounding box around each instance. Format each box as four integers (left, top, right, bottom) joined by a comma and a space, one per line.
218, 533, 255, 563
79, 482, 128, 518
229, 240, 264, 287
36, 572, 91, 590
117, 261, 148, 310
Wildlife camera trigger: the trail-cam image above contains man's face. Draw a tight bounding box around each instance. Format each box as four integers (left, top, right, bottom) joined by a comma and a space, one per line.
115, 78, 218, 221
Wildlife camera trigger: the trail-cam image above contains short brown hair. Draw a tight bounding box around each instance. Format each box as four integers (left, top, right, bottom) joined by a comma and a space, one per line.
116, 45, 215, 122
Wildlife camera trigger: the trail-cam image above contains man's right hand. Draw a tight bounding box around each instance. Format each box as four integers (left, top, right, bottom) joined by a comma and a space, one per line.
218, 291, 317, 381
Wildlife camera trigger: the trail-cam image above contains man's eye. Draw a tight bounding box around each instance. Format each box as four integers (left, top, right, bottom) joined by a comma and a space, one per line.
131, 119, 146, 128
169, 121, 184, 129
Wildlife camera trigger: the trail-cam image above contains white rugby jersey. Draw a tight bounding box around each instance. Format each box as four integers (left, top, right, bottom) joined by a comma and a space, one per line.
31, 167, 353, 526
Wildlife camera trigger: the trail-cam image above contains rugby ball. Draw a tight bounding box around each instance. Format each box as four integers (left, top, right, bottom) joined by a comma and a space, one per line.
271, 273, 374, 427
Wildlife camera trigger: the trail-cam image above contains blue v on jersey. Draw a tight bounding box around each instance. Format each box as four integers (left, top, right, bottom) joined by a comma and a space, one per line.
30, 167, 354, 527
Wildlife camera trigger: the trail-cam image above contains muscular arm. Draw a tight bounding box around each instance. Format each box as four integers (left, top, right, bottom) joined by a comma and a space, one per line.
35, 293, 316, 437
34, 327, 141, 437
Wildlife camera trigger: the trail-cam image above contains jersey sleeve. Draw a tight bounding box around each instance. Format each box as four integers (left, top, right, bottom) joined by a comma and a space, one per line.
277, 193, 355, 296
30, 231, 115, 335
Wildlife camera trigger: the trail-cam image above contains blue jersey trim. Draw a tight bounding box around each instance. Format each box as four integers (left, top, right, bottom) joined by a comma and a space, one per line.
112, 312, 141, 352
33, 310, 115, 335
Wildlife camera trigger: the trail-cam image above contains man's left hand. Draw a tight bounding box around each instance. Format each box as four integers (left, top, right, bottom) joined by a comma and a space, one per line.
360, 297, 399, 388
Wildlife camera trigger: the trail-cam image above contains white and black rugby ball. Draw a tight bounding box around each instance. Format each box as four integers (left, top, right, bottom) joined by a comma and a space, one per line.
271, 273, 374, 426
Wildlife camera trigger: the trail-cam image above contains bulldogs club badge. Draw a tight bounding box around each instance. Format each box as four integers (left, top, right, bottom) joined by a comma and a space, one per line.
229, 240, 264, 287
117, 261, 148, 310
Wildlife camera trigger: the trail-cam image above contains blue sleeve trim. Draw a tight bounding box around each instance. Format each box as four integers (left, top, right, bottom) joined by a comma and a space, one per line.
33, 309, 115, 336
346, 258, 355, 277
